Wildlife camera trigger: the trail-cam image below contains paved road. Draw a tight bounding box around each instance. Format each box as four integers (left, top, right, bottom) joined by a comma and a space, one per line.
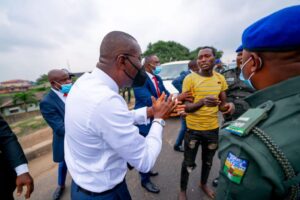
15, 117, 220, 200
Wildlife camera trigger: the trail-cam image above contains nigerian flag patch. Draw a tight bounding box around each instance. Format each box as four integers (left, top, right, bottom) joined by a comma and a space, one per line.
223, 152, 249, 184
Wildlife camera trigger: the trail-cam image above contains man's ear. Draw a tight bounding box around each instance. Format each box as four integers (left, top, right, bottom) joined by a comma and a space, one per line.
116, 54, 127, 70
116, 54, 126, 64
51, 81, 59, 90
50, 81, 55, 87
250, 53, 263, 72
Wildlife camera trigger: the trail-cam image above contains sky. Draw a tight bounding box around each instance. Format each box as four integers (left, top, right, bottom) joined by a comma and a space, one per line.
0, 0, 299, 82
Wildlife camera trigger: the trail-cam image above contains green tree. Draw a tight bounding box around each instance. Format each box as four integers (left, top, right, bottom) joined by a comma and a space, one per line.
143, 41, 190, 64
189, 47, 202, 60
143, 41, 224, 63
36, 74, 48, 85
13, 92, 37, 112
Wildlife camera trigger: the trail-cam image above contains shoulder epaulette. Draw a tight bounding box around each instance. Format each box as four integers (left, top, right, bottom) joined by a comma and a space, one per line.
224, 101, 274, 137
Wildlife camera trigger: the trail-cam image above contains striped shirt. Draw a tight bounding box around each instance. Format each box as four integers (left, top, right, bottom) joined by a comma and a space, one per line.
183, 72, 228, 130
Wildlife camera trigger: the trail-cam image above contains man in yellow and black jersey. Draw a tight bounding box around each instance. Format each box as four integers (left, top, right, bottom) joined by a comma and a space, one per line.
178, 46, 234, 200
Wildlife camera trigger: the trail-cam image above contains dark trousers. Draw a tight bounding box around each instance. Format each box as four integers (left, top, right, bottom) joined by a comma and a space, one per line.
0, 155, 16, 200
58, 160, 68, 186
71, 179, 131, 200
180, 128, 219, 191
174, 116, 187, 147
139, 172, 150, 184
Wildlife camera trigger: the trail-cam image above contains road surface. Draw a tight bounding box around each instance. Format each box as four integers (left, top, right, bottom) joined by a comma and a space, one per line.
15, 117, 221, 200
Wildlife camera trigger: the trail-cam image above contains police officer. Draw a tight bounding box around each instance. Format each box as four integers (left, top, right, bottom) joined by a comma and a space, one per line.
221, 45, 254, 121
212, 46, 254, 188
217, 6, 300, 200
213, 59, 225, 73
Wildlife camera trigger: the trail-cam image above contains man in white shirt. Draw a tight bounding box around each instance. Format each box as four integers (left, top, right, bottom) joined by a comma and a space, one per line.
64, 31, 176, 200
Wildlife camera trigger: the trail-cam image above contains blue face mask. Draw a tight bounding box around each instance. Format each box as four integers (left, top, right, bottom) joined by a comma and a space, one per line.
55, 81, 72, 94
153, 65, 162, 75
60, 83, 72, 94
239, 57, 255, 90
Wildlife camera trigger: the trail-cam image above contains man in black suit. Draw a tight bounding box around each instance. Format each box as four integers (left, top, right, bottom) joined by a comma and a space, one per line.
0, 114, 34, 200
133, 55, 169, 194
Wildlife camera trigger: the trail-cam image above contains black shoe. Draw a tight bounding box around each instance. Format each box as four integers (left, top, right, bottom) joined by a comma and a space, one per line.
141, 181, 160, 193
174, 145, 184, 152
53, 186, 65, 200
212, 178, 219, 187
149, 170, 159, 176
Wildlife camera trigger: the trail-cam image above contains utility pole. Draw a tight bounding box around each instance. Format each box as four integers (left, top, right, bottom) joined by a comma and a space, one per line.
66, 59, 71, 72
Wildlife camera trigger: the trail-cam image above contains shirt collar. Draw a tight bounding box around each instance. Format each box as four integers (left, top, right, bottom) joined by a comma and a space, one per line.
146, 71, 154, 79
51, 88, 66, 102
246, 76, 300, 107
92, 67, 119, 93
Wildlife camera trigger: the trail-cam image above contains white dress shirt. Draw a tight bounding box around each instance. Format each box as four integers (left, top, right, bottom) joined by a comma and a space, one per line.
64, 68, 164, 193
15, 163, 29, 176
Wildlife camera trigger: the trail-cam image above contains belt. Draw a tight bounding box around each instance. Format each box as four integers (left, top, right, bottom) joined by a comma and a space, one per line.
77, 179, 124, 196
188, 128, 219, 134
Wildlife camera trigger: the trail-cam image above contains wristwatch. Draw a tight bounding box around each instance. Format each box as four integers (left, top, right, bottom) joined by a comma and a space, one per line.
152, 118, 166, 127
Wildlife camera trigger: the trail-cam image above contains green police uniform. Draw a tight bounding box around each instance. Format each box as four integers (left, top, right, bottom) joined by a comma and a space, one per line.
216, 76, 300, 199
222, 68, 254, 121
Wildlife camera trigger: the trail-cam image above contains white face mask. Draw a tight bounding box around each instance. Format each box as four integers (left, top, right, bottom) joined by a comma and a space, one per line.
239, 57, 255, 89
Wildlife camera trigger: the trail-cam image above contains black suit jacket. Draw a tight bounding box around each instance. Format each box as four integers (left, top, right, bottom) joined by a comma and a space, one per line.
0, 114, 27, 192
133, 75, 170, 135
0, 114, 27, 169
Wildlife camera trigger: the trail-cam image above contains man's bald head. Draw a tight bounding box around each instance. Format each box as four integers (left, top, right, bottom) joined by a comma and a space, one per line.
96, 31, 144, 88
99, 31, 141, 62
48, 69, 72, 90
143, 55, 156, 67
143, 55, 160, 74
48, 69, 68, 82
188, 60, 199, 72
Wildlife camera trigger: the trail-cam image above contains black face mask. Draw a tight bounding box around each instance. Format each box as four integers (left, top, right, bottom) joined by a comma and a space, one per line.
123, 56, 147, 87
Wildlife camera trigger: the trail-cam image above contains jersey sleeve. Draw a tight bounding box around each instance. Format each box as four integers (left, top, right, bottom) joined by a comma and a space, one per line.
182, 74, 192, 93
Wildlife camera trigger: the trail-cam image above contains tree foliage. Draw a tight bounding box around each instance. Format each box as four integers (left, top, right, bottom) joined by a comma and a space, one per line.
143, 41, 190, 64
36, 74, 48, 85
13, 92, 37, 112
143, 41, 224, 63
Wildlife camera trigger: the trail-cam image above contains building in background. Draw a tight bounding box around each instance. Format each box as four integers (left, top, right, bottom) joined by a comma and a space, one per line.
0, 79, 33, 94
0, 92, 44, 116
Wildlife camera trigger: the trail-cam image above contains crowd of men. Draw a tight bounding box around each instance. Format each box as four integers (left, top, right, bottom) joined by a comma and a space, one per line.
0, 5, 299, 200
